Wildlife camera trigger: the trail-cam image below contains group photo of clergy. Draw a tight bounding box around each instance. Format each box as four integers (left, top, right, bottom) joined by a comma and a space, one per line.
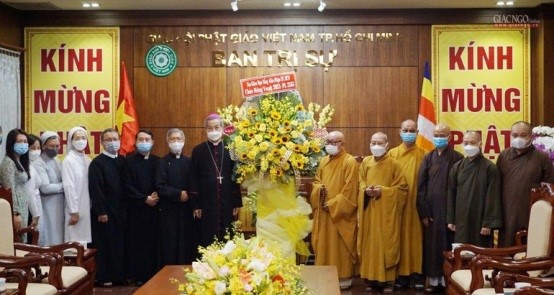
309, 119, 553, 293
2, 112, 553, 293
0, 114, 242, 289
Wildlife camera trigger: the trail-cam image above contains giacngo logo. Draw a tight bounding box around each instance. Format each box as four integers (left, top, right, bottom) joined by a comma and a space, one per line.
145, 45, 177, 77
493, 14, 541, 28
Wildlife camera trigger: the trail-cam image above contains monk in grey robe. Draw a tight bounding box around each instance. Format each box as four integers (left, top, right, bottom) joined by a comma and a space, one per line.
447, 131, 502, 247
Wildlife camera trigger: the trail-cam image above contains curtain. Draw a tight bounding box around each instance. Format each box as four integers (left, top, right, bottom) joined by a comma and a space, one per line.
0, 48, 21, 163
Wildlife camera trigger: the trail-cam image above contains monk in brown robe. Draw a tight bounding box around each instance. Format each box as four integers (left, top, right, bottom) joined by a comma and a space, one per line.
309, 131, 359, 290
388, 119, 426, 290
358, 132, 408, 294
447, 131, 502, 247
497, 121, 554, 246
417, 123, 463, 292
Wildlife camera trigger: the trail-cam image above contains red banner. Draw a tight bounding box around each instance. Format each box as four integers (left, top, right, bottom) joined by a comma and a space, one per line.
240, 72, 297, 98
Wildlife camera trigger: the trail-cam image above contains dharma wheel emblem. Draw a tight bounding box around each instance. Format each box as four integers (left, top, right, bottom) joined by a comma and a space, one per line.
145, 45, 177, 77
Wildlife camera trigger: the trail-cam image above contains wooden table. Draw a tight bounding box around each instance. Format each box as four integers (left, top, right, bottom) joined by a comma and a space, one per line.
134, 265, 340, 295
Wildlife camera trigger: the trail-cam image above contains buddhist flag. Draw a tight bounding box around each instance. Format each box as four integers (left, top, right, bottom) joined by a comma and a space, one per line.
416, 62, 436, 151
115, 61, 139, 155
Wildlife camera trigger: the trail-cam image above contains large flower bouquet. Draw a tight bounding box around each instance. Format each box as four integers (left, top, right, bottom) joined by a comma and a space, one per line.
173, 228, 309, 295
218, 91, 334, 184
532, 125, 554, 163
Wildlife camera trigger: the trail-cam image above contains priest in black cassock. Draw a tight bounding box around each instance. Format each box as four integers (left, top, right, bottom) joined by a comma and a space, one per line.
123, 130, 160, 285
88, 128, 126, 287
156, 128, 196, 265
190, 114, 242, 247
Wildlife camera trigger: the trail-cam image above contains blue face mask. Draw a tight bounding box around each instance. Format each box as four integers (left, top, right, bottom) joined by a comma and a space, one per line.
14, 143, 29, 155
400, 132, 417, 143
105, 140, 120, 154
432, 137, 449, 149
136, 142, 153, 153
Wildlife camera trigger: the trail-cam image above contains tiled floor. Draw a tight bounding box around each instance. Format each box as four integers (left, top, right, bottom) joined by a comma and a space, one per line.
92, 277, 434, 294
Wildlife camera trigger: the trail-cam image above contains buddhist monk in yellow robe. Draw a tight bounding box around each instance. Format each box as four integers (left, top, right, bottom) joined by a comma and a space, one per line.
309, 131, 359, 290
358, 132, 408, 294
388, 119, 426, 290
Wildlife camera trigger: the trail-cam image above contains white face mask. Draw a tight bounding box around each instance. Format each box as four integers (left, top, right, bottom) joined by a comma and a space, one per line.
325, 144, 339, 156
463, 145, 480, 157
73, 139, 88, 151
29, 150, 41, 162
511, 137, 530, 149
169, 141, 184, 154
207, 131, 223, 142
370, 144, 387, 157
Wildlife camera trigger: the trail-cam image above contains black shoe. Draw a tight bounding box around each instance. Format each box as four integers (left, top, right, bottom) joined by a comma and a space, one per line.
413, 283, 425, 291
425, 285, 445, 294
394, 275, 410, 289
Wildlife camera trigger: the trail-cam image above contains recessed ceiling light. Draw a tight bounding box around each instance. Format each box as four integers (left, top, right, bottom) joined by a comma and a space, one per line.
293, 2, 300, 6
91, 2, 100, 7
82, 3, 91, 7
284, 2, 291, 6
506, 1, 514, 5
496, 1, 505, 5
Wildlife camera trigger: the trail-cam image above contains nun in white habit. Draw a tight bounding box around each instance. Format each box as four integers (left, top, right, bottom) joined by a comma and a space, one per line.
35, 131, 65, 245
61, 126, 92, 243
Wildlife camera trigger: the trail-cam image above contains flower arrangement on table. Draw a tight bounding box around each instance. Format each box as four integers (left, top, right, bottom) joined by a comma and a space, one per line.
172, 226, 309, 295
217, 90, 334, 260
218, 91, 334, 185
532, 125, 554, 163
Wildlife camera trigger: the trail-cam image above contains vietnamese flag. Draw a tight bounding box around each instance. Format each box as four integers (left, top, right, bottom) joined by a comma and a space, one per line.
115, 61, 139, 155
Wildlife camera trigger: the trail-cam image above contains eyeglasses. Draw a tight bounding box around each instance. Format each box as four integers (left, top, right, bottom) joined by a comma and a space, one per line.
327, 140, 343, 146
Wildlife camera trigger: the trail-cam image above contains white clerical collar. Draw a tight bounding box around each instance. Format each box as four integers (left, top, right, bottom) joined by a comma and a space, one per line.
102, 150, 118, 159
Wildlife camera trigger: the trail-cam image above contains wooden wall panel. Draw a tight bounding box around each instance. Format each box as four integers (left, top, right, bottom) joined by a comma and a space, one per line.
134, 26, 230, 67
131, 23, 423, 157
0, 3, 23, 47
134, 67, 226, 128
333, 127, 403, 158
323, 25, 419, 66
323, 67, 419, 128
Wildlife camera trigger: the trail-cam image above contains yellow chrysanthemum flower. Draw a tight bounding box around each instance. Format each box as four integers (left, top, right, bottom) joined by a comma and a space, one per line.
254, 134, 263, 143
239, 120, 251, 129
259, 141, 270, 151
270, 111, 281, 120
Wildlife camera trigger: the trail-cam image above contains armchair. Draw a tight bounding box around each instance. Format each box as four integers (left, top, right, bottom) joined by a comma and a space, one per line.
0, 195, 93, 295
446, 182, 554, 295
0, 255, 60, 295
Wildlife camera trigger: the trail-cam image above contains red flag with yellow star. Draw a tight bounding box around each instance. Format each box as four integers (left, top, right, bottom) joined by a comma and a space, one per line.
116, 61, 139, 155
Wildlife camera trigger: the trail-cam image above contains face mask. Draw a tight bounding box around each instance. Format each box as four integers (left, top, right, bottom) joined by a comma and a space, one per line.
325, 144, 339, 156
511, 137, 530, 149
29, 150, 41, 161
44, 147, 58, 158
136, 142, 153, 154
400, 132, 417, 143
169, 141, 184, 154
14, 143, 29, 155
207, 131, 223, 142
105, 140, 120, 154
370, 144, 387, 157
433, 137, 449, 149
73, 139, 88, 151
463, 145, 480, 157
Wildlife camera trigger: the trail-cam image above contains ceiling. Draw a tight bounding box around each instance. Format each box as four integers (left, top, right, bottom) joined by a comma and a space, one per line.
2, 0, 554, 11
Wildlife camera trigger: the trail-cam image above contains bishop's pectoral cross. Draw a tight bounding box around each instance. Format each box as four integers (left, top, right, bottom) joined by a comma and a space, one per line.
217, 175, 223, 184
